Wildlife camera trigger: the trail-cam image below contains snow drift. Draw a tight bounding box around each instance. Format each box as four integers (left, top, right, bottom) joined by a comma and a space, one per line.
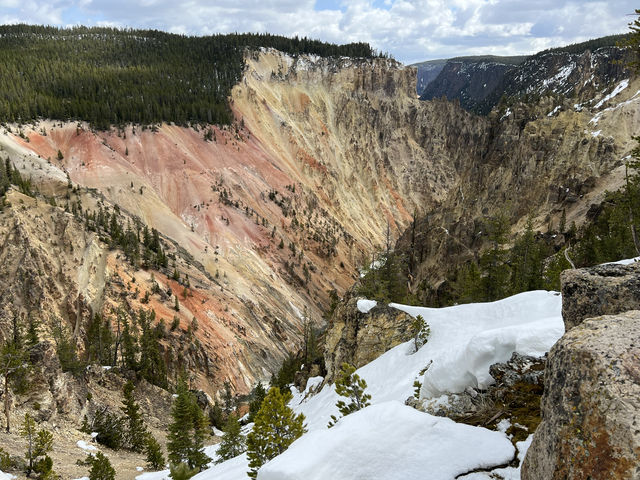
258, 401, 515, 480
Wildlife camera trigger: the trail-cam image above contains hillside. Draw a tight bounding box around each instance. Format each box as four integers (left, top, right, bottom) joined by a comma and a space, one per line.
419, 35, 629, 114
417, 55, 528, 107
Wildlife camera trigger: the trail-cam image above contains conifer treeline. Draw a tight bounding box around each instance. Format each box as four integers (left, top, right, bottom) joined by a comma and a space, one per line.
0, 25, 379, 129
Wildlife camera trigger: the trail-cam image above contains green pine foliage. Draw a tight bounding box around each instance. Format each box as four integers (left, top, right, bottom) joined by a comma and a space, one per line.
327, 363, 371, 428
84, 314, 115, 366
92, 408, 125, 450
215, 415, 246, 464
53, 324, 85, 375
21, 413, 54, 478
357, 251, 415, 304
247, 382, 267, 423
145, 434, 166, 471
1, 336, 29, 432
0, 25, 379, 129
411, 315, 431, 352
167, 381, 210, 471
136, 309, 168, 389
270, 353, 303, 391
246, 387, 306, 479
0, 157, 33, 200
87, 452, 116, 480
121, 381, 148, 453
169, 462, 198, 480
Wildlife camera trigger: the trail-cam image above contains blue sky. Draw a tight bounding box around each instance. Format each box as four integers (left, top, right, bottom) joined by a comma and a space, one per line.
0, 0, 635, 63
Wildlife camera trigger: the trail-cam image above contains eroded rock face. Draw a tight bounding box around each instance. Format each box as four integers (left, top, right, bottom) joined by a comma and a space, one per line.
561, 262, 640, 330
521, 311, 640, 480
324, 295, 413, 382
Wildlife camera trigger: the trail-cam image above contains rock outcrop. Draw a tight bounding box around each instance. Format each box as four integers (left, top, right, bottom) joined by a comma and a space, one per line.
522, 311, 640, 480
561, 261, 640, 330
323, 295, 413, 382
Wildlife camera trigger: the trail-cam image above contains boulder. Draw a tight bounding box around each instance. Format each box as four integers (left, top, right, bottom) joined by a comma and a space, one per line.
521, 311, 640, 480
323, 295, 414, 382
560, 261, 640, 331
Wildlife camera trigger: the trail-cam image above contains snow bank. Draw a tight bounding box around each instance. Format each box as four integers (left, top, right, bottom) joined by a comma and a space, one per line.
607, 256, 640, 265
193, 290, 564, 480
357, 299, 377, 313
0, 471, 16, 480
392, 291, 563, 397
258, 402, 515, 480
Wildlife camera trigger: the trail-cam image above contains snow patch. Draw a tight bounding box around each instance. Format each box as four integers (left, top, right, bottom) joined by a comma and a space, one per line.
0, 471, 16, 480
547, 106, 561, 117
76, 440, 98, 452
590, 89, 640, 125
356, 299, 377, 313
594, 79, 629, 109
591, 130, 601, 137
606, 256, 640, 265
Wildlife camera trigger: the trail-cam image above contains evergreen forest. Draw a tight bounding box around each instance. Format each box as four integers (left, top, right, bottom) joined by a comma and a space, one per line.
0, 25, 380, 129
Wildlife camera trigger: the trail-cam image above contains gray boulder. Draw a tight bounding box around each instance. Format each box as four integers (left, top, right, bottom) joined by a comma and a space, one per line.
561, 261, 640, 331
521, 310, 640, 480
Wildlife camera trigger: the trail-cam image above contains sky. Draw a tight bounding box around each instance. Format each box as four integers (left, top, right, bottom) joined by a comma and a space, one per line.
0, 0, 635, 63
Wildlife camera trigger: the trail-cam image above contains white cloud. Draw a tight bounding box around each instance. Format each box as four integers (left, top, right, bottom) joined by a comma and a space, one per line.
0, 0, 635, 63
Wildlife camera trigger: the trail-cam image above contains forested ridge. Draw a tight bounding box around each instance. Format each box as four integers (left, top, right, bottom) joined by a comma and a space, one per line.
0, 25, 379, 129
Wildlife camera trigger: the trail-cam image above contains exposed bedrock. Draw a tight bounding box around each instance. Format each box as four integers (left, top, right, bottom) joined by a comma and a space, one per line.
561, 261, 640, 331
522, 311, 640, 480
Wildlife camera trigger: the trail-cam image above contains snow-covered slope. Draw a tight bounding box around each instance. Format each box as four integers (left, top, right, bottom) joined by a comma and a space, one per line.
141, 289, 564, 480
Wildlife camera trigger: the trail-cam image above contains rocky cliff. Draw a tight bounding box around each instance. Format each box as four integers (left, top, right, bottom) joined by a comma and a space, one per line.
0, 48, 484, 399
420, 55, 527, 113
399, 57, 640, 301
323, 294, 413, 382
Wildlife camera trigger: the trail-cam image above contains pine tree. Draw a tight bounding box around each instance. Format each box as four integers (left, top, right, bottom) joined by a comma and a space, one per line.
121, 381, 147, 452
222, 380, 235, 416
167, 381, 210, 471
247, 382, 267, 422
246, 387, 306, 479
145, 434, 166, 471
215, 414, 246, 463
327, 363, 371, 428
87, 452, 116, 480
0, 339, 27, 432
92, 408, 124, 450
21, 413, 38, 476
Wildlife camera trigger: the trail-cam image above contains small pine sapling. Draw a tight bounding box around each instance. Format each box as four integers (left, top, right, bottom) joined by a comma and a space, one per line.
327, 363, 371, 428
411, 315, 431, 353
215, 414, 246, 464
246, 387, 306, 479
87, 452, 116, 480
145, 434, 165, 471
413, 380, 422, 400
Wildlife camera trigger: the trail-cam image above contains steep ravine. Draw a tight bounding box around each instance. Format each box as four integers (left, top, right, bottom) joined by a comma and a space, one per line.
0, 49, 482, 400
